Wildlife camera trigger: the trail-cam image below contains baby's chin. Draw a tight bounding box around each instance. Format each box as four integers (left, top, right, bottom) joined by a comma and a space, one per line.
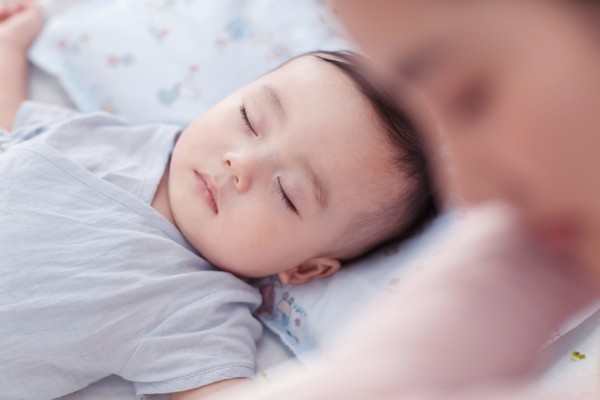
212, 261, 270, 279
171, 210, 280, 278
188, 243, 270, 278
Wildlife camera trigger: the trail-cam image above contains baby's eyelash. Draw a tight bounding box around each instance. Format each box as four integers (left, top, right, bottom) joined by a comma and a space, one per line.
239, 105, 258, 136
277, 178, 298, 214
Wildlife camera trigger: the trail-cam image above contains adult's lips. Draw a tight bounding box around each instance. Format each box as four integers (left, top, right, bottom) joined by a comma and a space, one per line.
533, 218, 581, 254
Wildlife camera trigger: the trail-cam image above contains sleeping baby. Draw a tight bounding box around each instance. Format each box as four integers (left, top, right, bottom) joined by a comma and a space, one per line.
0, 2, 436, 400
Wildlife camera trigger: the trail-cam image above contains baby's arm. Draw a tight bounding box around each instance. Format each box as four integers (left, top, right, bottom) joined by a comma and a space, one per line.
0, 0, 44, 130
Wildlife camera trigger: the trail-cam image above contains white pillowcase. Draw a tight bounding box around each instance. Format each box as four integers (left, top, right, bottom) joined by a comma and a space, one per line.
254, 213, 460, 362
31, 0, 350, 125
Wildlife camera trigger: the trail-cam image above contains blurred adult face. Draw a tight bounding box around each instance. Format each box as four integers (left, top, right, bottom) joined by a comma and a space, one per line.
335, 0, 600, 271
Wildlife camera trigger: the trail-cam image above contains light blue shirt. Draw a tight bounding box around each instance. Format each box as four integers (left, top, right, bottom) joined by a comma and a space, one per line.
0, 102, 262, 400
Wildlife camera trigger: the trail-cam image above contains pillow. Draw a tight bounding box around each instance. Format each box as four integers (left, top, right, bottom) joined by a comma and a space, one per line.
254, 212, 462, 362
30, 0, 350, 125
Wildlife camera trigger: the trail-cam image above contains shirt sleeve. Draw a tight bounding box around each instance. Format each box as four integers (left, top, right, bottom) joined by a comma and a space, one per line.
0, 101, 81, 154
118, 287, 263, 397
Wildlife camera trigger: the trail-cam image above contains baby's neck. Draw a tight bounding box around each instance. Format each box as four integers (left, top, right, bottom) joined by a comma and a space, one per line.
151, 163, 177, 227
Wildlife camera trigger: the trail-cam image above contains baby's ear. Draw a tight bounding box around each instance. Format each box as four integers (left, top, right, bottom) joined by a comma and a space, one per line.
278, 258, 341, 285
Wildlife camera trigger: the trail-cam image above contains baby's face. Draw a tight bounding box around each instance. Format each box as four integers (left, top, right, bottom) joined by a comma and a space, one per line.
169, 55, 403, 280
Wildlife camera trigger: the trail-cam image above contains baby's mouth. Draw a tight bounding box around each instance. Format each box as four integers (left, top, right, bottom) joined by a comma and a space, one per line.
194, 171, 219, 214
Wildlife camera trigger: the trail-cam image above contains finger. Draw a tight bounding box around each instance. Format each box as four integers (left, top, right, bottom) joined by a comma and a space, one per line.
2, 0, 35, 19
13, 1, 28, 13
19, 0, 41, 15
4, 2, 20, 16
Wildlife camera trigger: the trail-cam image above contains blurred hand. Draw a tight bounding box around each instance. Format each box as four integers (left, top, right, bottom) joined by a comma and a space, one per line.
207, 204, 599, 400
325, 204, 598, 397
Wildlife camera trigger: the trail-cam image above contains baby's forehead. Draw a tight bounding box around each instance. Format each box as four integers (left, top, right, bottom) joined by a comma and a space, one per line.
262, 54, 410, 195
270, 56, 400, 157
272, 53, 362, 87
270, 53, 384, 124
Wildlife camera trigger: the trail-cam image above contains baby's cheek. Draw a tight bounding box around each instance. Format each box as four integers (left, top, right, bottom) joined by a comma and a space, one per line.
216, 218, 276, 273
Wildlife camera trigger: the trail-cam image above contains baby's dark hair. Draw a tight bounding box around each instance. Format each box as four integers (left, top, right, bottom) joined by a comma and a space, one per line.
308, 50, 439, 259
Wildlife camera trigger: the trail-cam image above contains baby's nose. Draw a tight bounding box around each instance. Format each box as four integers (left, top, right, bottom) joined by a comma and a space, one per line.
222, 151, 257, 193
234, 174, 252, 193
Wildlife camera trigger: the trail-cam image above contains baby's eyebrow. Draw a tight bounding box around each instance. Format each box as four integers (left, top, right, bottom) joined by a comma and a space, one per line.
263, 85, 286, 121
302, 158, 329, 213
